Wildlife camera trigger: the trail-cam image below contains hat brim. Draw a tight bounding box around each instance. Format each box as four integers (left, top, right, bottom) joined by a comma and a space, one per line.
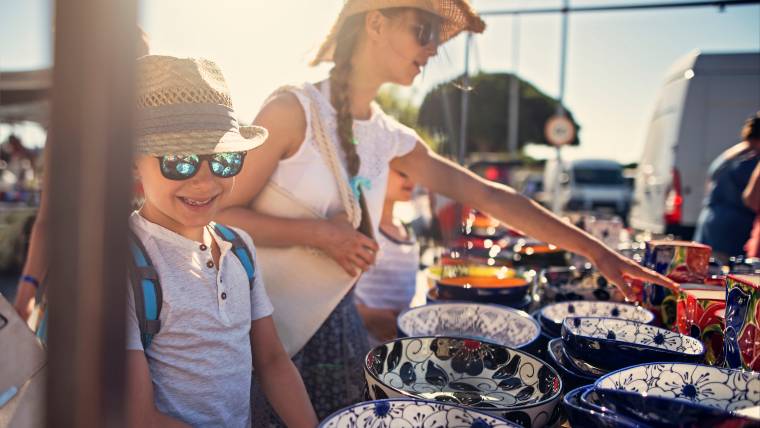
136, 125, 268, 156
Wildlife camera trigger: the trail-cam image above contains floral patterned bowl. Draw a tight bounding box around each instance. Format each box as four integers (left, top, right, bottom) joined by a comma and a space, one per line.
583, 387, 758, 428
319, 398, 520, 428
561, 317, 705, 371
545, 339, 597, 394
539, 301, 654, 337
397, 303, 541, 350
365, 337, 563, 428
594, 363, 760, 421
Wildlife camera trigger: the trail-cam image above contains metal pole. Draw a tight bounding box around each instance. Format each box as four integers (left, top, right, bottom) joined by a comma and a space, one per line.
458, 32, 473, 166
552, 0, 570, 214
506, 15, 521, 155
46, 0, 137, 426
480, 0, 759, 16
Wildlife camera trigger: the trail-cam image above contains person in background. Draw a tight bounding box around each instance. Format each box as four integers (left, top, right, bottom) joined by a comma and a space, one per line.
742, 115, 760, 258
695, 112, 760, 263
354, 168, 419, 346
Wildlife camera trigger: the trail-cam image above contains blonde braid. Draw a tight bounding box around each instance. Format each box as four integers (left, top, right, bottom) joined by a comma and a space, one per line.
330, 15, 362, 178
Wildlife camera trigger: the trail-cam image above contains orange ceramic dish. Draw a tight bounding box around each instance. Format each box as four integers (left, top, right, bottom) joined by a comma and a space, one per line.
436, 275, 532, 303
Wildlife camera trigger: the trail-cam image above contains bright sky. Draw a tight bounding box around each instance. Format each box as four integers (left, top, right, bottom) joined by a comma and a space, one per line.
1, 0, 759, 163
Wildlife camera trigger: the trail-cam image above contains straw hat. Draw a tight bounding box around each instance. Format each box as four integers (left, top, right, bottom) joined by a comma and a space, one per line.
310, 0, 486, 65
135, 55, 267, 156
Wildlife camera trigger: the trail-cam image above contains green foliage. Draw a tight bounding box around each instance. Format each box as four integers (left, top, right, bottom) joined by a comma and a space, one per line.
418, 72, 581, 155
375, 87, 444, 153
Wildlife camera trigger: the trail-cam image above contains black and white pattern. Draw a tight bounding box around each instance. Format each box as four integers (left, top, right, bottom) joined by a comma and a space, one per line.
596, 363, 760, 417
364, 337, 563, 428
540, 301, 654, 326
563, 317, 704, 355
397, 303, 540, 350
319, 399, 520, 428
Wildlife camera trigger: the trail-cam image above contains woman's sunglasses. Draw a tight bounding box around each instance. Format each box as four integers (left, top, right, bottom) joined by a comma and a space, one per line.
411, 21, 440, 47
156, 151, 246, 180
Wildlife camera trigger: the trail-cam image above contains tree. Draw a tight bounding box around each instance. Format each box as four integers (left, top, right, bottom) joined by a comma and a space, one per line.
375, 86, 444, 153
418, 72, 581, 155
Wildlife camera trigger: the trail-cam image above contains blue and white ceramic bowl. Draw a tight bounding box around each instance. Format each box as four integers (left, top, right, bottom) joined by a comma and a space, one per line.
545, 339, 597, 393
563, 386, 650, 428
584, 387, 758, 428
561, 317, 705, 371
365, 337, 563, 428
595, 363, 760, 421
539, 301, 654, 337
319, 399, 520, 428
397, 303, 541, 350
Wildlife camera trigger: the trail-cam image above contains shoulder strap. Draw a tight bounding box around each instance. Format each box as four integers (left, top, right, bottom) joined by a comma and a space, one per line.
212, 224, 255, 289
127, 231, 162, 350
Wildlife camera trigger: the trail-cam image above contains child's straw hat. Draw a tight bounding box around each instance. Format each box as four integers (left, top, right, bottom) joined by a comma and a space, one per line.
310, 0, 486, 66
135, 55, 267, 156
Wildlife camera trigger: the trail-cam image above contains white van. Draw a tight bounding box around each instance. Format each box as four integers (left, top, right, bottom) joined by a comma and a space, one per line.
630, 51, 760, 238
542, 158, 630, 216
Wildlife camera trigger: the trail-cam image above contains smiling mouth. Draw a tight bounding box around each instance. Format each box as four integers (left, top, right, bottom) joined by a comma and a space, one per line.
178, 195, 218, 208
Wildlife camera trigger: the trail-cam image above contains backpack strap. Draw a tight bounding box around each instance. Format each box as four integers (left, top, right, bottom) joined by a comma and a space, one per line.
212, 224, 255, 289
127, 231, 162, 350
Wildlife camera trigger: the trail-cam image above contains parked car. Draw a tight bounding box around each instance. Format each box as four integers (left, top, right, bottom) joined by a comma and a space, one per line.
542, 158, 630, 216
630, 51, 760, 238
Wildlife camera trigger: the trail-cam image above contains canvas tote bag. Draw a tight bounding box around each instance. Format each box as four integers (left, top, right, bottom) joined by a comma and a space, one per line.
250, 85, 374, 356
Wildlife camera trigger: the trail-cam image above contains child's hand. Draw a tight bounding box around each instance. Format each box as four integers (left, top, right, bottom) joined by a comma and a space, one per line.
589, 247, 679, 302
319, 213, 379, 276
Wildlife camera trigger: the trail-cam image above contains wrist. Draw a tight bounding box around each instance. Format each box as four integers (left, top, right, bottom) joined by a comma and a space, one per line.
580, 239, 609, 263
305, 219, 330, 248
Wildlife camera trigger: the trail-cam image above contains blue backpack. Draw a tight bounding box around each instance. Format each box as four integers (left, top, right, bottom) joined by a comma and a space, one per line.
127, 223, 255, 349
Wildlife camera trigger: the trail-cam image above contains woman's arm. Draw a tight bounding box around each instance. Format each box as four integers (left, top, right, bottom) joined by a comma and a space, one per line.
392, 143, 678, 299
217, 92, 378, 275
251, 317, 318, 428
125, 351, 191, 428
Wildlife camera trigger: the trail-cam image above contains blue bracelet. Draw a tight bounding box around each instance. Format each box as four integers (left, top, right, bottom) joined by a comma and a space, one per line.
21, 275, 40, 289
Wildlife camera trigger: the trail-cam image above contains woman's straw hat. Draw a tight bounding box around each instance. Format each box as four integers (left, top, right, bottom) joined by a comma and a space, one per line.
135, 55, 267, 156
310, 0, 486, 66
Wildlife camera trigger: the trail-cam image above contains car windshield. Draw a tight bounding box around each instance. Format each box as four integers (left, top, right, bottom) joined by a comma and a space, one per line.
573, 167, 624, 185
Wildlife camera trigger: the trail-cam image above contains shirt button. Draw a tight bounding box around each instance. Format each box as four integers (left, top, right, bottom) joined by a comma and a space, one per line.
221, 292, 227, 300
206, 260, 214, 268
200, 244, 207, 251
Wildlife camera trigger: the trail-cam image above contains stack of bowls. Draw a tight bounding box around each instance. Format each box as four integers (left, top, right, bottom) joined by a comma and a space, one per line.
425, 265, 533, 311
564, 363, 760, 427
364, 336, 564, 428
538, 266, 625, 305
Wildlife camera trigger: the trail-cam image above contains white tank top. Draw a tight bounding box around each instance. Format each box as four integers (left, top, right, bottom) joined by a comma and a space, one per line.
269, 82, 419, 234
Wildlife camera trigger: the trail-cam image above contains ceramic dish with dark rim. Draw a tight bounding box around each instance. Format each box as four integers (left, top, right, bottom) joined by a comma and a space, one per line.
563, 386, 651, 428
594, 363, 760, 422
397, 303, 541, 350
364, 336, 563, 428
436, 276, 532, 303
584, 387, 758, 428
561, 317, 705, 371
545, 339, 597, 393
539, 301, 654, 337
318, 398, 521, 428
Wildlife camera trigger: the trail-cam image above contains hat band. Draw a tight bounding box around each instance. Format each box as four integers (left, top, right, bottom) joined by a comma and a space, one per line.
137, 103, 239, 137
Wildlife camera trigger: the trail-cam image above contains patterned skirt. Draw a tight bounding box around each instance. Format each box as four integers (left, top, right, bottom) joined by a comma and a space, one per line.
252, 290, 370, 426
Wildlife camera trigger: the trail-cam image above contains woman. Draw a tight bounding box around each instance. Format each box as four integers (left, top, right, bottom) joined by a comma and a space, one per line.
695, 112, 760, 262
217, 0, 676, 423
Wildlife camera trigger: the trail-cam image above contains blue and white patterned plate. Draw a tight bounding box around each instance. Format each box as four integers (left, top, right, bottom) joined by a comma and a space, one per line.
319, 399, 520, 428
364, 337, 563, 428
561, 317, 705, 370
397, 303, 541, 350
595, 363, 760, 420
540, 301, 653, 336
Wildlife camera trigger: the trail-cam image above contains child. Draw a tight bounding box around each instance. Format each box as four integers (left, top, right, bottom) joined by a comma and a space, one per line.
126, 55, 317, 428
354, 168, 419, 346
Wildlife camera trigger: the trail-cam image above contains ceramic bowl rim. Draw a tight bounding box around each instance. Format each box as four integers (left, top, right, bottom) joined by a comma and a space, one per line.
540, 300, 655, 326
317, 398, 520, 428
561, 316, 706, 357
397, 303, 541, 349
364, 336, 564, 412
593, 362, 760, 416
427, 290, 532, 309
563, 386, 647, 428
546, 338, 597, 381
